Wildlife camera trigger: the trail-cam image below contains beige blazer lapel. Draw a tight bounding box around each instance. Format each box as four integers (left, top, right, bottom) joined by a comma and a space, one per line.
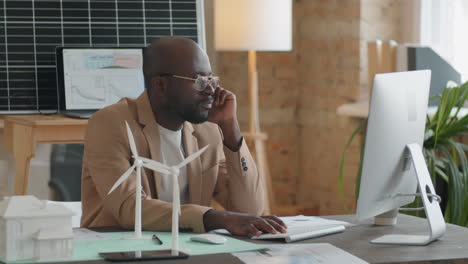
136, 92, 163, 198
183, 122, 203, 205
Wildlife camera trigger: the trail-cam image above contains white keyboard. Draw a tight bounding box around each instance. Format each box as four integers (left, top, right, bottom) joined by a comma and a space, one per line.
251, 224, 345, 243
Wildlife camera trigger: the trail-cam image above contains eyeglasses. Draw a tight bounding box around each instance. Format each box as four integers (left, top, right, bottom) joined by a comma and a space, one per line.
160, 74, 219, 92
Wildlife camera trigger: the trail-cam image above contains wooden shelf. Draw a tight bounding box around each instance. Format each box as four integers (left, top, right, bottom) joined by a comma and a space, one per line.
336, 100, 369, 118
337, 99, 468, 119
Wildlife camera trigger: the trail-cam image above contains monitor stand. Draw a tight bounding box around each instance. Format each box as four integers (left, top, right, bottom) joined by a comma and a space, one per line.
371, 143, 446, 246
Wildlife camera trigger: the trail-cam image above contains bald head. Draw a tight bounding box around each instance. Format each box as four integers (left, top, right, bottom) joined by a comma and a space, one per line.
143, 37, 211, 90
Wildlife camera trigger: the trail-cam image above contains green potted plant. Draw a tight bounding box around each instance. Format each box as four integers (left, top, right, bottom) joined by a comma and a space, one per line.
339, 81, 468, 227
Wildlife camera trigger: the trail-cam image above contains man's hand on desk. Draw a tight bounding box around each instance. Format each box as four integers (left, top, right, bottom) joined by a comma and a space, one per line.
203, 209, 287, 236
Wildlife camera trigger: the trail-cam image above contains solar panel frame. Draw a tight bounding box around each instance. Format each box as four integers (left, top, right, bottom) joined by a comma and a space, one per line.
0, 0, 204, 113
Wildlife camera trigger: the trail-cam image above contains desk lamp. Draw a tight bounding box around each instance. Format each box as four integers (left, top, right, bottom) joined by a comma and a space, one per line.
214, 0, 292, 213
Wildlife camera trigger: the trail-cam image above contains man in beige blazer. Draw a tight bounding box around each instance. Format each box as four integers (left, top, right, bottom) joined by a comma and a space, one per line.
81, 37, 286, 236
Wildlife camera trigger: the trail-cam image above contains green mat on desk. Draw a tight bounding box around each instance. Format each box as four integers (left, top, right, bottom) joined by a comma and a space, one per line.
1, 231, 265, 264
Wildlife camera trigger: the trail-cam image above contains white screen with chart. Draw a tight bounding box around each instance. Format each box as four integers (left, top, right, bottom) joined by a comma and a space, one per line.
62, 49, 144, 110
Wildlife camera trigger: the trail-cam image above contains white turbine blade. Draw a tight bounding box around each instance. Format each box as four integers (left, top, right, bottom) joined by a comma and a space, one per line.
141, 161, 171, 175
125, 121, 138, 157
108, 164, 136, 195
139, 157, 171, 174
176, 145, 209, 169
139, 156, 169, 169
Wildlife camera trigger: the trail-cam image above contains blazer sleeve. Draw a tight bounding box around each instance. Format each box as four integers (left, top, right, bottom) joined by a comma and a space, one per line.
212, 136, 265, 215
84, 109, 211, 233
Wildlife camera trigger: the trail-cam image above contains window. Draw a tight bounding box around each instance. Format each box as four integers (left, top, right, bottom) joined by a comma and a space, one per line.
420, 0, 468, 81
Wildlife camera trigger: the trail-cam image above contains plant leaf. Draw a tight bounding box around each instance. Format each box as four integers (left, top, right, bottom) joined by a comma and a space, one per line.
437, 145, 463, 225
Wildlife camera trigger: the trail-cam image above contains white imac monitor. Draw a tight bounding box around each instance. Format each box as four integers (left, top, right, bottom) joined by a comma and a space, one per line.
356, 70, 446, 245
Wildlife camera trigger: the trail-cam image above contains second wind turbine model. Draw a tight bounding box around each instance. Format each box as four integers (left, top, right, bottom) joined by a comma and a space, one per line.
108, 121, 209, 255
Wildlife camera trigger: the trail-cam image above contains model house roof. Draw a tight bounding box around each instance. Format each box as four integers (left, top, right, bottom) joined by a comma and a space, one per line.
0, 196, 74, 219
33, 228, 73, 240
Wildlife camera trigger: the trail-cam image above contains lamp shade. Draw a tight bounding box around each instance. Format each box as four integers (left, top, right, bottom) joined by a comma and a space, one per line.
214, 0, 292, 51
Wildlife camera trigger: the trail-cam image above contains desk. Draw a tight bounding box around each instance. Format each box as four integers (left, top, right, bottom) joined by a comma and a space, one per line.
26, 214, 464, 264
2, 115, 87, 195
314, 214, 468, 263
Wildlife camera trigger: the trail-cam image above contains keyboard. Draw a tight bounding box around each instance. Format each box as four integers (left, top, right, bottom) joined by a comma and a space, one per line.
251, 224, 345, 243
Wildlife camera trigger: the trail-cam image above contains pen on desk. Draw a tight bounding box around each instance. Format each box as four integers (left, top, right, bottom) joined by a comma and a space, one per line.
152, 234, 163, 245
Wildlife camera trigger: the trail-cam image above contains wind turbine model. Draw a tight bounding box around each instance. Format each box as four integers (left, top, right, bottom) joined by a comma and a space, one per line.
108, 121, 209, 255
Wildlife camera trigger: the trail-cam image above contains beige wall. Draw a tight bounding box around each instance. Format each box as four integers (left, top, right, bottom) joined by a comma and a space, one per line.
213, 0, 404, 215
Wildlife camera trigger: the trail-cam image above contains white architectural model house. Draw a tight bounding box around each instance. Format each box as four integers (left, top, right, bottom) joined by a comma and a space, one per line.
0, 195, 74, 261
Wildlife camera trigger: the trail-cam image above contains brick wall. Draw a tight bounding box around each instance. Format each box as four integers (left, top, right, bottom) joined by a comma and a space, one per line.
215, 0, 402, 215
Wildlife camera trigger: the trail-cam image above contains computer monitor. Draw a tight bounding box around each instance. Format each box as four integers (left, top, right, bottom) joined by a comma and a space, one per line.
56, 47, 145, 116
356, 70, 446, 245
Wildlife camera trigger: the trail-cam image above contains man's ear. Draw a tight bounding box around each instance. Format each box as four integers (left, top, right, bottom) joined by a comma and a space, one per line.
152, 76, 169, 94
